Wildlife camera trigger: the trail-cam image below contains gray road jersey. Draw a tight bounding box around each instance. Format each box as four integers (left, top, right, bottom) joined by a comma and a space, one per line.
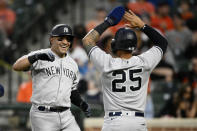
89, 46, 162, 112
27, 48, 79, 107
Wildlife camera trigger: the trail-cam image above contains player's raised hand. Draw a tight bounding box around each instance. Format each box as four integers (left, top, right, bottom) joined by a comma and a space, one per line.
28, 52, 55, 64
123, 10, 145, 29
37, 52, 55, 62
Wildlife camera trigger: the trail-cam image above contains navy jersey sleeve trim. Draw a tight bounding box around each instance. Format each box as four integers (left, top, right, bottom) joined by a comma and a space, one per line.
88, 46, 98, 58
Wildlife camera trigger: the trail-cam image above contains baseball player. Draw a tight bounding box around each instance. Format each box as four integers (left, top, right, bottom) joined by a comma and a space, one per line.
82, 6, 168, 131
13, 24, 90, 131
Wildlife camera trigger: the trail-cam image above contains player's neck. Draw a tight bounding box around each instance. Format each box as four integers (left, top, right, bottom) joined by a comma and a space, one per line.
116, 51, 132, 59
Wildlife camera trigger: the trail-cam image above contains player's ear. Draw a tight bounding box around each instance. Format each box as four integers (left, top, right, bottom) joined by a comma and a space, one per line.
49, 37, 53, 42
49, 37, 54, 47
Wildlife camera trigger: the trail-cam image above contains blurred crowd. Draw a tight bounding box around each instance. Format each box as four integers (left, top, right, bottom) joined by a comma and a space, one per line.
1, 0, 197, 119
0, 0, 16, 74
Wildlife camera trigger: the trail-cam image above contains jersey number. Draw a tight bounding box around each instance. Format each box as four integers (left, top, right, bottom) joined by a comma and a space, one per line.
112, 69, 142, 92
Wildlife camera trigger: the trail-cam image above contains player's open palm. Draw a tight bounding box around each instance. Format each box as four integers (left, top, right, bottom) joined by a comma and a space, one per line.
123, 10, 145, 29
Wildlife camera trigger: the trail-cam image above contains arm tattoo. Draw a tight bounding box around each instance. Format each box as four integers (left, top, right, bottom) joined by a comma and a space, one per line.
82, 29, 100, 54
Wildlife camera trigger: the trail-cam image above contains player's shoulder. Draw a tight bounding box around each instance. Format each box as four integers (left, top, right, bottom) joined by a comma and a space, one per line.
39, 48, 51, 53
139, 46, 163, 57
28, 48, 50, 55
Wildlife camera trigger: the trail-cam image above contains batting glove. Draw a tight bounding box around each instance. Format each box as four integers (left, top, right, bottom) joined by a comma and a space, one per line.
105, 6, 125, 26
28, 52, 55, 64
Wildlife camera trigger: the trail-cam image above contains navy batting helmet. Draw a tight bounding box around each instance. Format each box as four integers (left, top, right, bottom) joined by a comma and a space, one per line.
111, 27, 137, 53
50, 24, 74, 47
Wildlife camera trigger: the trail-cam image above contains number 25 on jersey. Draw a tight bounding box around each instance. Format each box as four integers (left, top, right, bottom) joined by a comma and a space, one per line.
111, 69, 142, 92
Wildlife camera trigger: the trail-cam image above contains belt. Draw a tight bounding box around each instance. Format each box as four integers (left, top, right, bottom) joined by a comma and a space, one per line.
108, 111, 144, 117
37, 106, 69, 112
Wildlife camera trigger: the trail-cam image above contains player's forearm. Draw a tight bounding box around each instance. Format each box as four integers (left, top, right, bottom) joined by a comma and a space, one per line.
13, 56, 31, 71
70, 89, 83, 107
82, 29, 100, 53
82, 21, 111, 53
141, 25, 168, 54
70, 89, 88, 108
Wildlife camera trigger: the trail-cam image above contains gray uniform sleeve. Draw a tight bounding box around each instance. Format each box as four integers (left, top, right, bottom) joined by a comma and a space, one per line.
138, 46, 163, 71
89, 46, 112, 72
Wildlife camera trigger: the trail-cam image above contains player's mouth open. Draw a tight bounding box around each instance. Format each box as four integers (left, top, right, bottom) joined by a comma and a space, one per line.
60, 45, 69, 48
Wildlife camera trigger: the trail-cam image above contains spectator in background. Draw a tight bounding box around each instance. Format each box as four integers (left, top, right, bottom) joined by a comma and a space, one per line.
151, 57, 176, 113
165, 12, 192, 71
151, 58, 174, 83
150, 1, 174, 34
176, 84, 197, 118
86, 7, 111, 37
158, 91, 179, 117
0, 0, 16, 46
186, 56, 197, 88
176, 55, 197, 89
70, 24, 89, 76
148, 0, 174, 9
0, 0, 16, 74
127, 0, 155, 17
16, 71, 32, 103
159, 83, 197, 118
178, 0, 194, 21
185, 31, 197, 60
86, 7, 107, 32
85, 80, 103, 107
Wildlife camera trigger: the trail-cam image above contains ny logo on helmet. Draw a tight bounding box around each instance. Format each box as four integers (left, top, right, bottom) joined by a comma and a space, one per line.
64, 27, 68, 33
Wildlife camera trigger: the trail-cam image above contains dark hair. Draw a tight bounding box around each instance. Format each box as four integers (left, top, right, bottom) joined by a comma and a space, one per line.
178, 84, 194, 103
97, 35, 113, 50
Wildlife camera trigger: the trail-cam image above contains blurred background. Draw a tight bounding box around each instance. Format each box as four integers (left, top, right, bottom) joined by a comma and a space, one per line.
0, 0, 197, 131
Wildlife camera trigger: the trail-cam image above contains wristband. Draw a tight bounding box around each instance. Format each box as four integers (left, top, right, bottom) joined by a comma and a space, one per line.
94, 21, 111, 35
140, 24, 147, 31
